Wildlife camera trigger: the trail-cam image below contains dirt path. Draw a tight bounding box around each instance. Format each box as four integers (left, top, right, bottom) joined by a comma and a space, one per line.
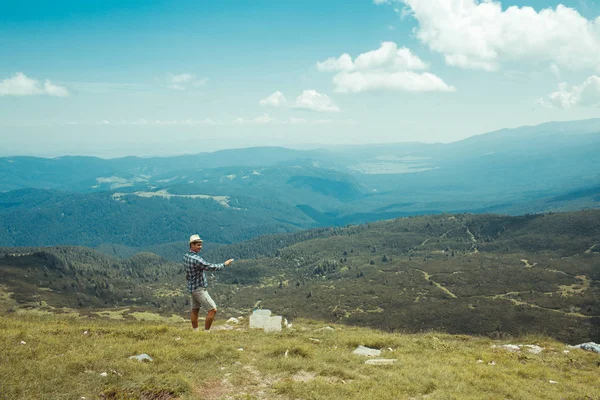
415, 269, 458, 299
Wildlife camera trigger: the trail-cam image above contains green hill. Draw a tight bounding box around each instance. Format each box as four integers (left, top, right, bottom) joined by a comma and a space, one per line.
1, 209, 599, 344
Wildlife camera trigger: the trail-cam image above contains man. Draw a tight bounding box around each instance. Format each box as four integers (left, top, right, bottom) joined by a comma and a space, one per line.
184, 234, 234, 332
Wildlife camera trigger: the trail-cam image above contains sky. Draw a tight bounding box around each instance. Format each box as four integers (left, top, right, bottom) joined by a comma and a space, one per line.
1, 0, 600, 158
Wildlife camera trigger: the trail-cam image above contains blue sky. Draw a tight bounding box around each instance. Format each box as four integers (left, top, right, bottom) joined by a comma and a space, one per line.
1, 0, 599, 157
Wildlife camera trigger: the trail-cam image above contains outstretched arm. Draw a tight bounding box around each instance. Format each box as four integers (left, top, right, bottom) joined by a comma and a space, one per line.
189, 253, 225, 271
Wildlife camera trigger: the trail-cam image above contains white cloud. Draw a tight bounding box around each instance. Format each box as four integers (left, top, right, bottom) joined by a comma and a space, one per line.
166, 73, 207, 90
233, 114, 275, 125
0, 72, 69, 97
317, 42, 453, 93
44, 80, 69, 97
398, 0, 600, 72
537, 75, 600, 108
317, 42, 426, 72
294, 90, 340, 112
260, 91, 288, 107
260, 90, 340, 112
317, 54, 355, 72
94, 119, 218, 126
333, 71, 455, 93
355, 42, 427, 71
287, 116, 308, 124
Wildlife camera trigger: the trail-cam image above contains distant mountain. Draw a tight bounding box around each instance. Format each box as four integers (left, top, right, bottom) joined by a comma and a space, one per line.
0, 118, 599, 248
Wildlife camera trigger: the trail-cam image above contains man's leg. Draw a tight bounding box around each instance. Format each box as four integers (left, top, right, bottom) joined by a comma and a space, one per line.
191, 308, 200, 330
205, 308, 217, 330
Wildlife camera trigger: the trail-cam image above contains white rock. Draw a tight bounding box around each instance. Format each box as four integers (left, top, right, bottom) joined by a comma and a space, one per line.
19, 341, 26, 345
549, 380, 558, 384
83, 331, 89, 335
563, 350, 570, 354
353, 345, 381, 357
524, 345, 544, 354
315, 326, 335, 332
237, 348, 244, 351
488, 361, 496, 366
500, 344, 521, 352
227, 317, 239, 324
365, 358, 396, 365
128, 353, 153, 362
100, 372, 108, 377
476, 360, 484, 363
249, 309, 282, 332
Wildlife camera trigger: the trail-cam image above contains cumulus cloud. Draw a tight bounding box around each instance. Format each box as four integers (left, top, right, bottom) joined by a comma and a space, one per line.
0, 72, 69, 97
537, 75, 600, 108
394, 0, 600, 72
294, 90, 340, 112
260, 90, 340, 112
317, 42, 454, 93
317, 42, 427, 72
333, 71, 454, 93
260, 91, 288, 107
166, 73, 207, 90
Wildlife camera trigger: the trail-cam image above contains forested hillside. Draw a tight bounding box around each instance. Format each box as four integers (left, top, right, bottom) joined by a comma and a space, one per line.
1, 210, 598, 343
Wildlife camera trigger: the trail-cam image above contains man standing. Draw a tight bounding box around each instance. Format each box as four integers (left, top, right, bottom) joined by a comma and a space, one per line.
184, 234, 234, 332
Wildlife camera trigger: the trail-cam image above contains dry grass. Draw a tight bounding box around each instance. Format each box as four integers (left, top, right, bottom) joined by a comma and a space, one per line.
0, 311, 598, 400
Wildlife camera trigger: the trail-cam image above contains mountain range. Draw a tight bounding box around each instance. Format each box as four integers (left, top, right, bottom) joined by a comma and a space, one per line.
1, 118, 599, 253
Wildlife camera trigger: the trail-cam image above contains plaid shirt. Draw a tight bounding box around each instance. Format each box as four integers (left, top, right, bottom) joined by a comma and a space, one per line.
183, 251, 224, 293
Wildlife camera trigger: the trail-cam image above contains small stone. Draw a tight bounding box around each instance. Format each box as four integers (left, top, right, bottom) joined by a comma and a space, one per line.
19, 341, 26, 345
563, 350, 570, 354
128, 354, 153, 362
237, 348, 244, 351
227, 317, 239, 324
524, 345, 544, 354
549, 380, 558, 384
476, 360, 484, 363
175, 337, 181, 341
83, 331, 89, 335
309, 338, 321, 343
365, 358, 396, 365
100, 372, 108, 377
315, 326, 335, 332
488, 361, 496, 366
353, 345, 381, 357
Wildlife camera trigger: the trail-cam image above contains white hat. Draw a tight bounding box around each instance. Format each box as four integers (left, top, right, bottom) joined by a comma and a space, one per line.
189, 234, 203, 244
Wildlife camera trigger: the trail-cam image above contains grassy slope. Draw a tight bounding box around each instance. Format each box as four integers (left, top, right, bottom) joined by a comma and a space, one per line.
0, 311, 598, 400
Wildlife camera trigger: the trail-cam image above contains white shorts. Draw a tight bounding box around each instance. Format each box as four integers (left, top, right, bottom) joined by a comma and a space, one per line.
191, 288, 217, 311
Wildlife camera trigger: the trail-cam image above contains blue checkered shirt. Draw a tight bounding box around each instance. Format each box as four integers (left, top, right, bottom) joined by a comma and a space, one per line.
183, 251, 224, 293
